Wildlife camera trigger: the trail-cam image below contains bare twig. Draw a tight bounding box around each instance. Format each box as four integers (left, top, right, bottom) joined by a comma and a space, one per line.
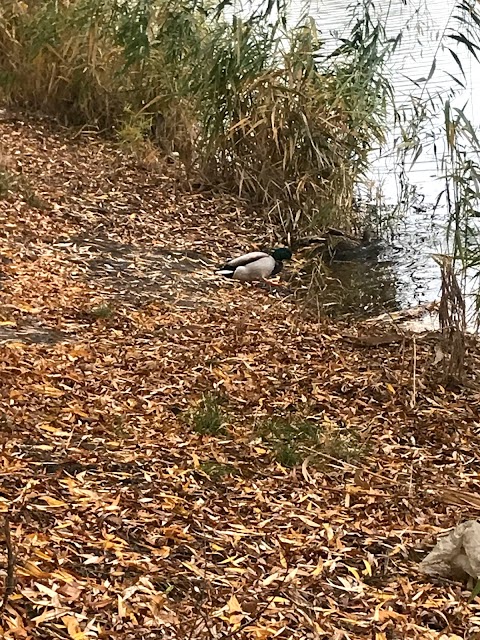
410, 335, 417, 408
0, 515, 15, 616
215, 566, 290, 640
185, 512, 215, 640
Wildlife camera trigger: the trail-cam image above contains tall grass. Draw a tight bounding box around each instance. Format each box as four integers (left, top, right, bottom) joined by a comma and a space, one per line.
436, 100, 480, 379
391, 0, 480, 372
0, 0, 392, 234
0, 0, 204, 157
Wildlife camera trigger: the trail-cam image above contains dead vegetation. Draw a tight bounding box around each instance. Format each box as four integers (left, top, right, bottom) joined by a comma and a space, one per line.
0, 0, 391, 235
436, 255, 467, 383
0, 115, 480, 639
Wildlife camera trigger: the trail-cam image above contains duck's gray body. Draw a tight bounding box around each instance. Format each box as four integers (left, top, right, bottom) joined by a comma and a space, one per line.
216, 251, 284, 282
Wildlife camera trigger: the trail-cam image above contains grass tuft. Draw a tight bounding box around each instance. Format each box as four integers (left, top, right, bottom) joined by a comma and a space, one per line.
199, 460, 238, 479
255, 415, 365, 468
90, 304, 114, 319
188, 392, 226, 435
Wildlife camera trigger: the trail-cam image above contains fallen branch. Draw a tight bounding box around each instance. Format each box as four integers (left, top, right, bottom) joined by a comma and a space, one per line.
362, 301, 439, 326
342, 332, 405, 347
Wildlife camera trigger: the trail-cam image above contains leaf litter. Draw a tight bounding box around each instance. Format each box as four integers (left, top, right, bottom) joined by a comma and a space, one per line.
0, 113, 480, 639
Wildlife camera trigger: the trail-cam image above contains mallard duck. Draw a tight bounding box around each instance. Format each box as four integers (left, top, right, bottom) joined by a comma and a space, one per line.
329, 227, 381, 262
215, 247, 292, 284
296, 228, 380, 262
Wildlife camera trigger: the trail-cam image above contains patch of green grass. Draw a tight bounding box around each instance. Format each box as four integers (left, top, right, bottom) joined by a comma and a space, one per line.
188, 392, 226, 435
90, 304, 114, 319
256, 417, 318, 468
274, 443, 301, 468
200, 460, 238, 480
255, 415, 365, 468
118, 112, 152, 147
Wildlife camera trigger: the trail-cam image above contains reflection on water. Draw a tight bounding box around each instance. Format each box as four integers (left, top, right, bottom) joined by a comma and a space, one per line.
296, 204, 448, 318
298, 255, 401, 317
377, 205, 447, 308
230, 0, 480, 318
296, 203, 480, 325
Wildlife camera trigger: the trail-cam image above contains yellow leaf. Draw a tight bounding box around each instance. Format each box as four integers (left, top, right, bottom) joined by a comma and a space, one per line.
68, 346, 90, 358
18, 561, 50, 578
362, 559, 372, 576
191, 453, 200, 468
35, 582, 58, 599
285, 568, 298, 583
117, 595, 127, 618
69, 406, 89, 418
262, 571, 280, 586
62, 615, 86, 640
227, 594, 242, 614
37, 423, 70, 436
386, 383, 395, 394
52, 569, 84, 584
253, 446, 268, 454
346, 566, 361, 582
34, 549, 54, 561
241, 625, 277, 639
182, 561, 205, 578
37, 495, 67, 507
297, 515, 321, 528
14, 304, 41, 314
5, 341, 24, 349
323, 523, 334, 541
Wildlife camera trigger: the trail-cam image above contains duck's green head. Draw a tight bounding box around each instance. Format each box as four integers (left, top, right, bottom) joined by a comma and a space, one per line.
272, 247, 292, 261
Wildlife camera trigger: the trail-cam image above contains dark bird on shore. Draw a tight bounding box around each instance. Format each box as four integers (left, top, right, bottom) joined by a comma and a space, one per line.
295, 228, 381, 262
215, 247, 292, 284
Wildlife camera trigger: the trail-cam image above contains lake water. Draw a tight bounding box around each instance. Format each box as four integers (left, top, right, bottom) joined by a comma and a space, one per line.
235, 0, 480, 320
